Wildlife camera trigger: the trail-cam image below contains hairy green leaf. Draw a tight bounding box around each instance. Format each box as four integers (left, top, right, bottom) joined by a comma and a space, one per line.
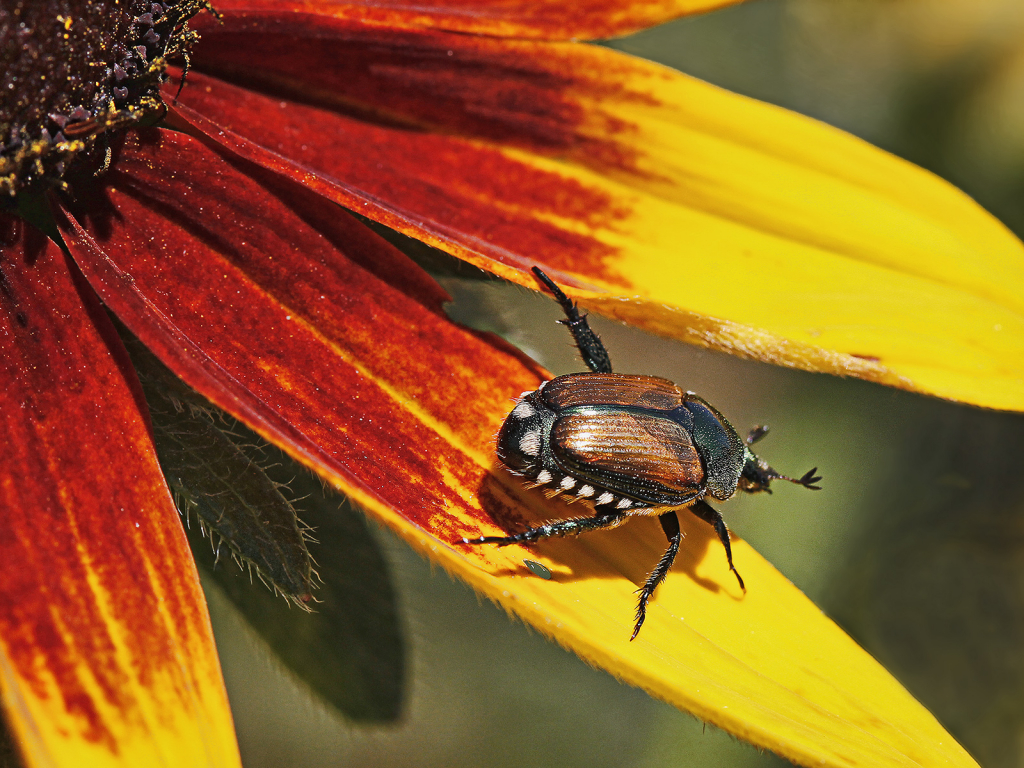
125, 335, 314, 603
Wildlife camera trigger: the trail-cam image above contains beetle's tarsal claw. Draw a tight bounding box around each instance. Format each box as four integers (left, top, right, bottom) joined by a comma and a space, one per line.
732, 567, 746, 592
631, 589, 651, 641
630, 614, 645, 642
795, 467, 823, 490
463, 534, 514, 546
531, 265, 561, 295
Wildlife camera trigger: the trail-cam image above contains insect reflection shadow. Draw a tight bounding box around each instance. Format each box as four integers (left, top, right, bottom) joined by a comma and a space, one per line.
474, 469, 732, 597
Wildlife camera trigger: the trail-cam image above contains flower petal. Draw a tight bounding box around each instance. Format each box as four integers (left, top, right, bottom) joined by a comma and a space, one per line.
200, 1, 742, 41
178, 22, 1024, 410
0, 215, 239, 767
57, 130, 976, 767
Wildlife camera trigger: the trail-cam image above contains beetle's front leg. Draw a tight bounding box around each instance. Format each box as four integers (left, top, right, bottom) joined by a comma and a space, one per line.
463, 510, 626, 547
632, 511, 682, 640
688, 499, 745, 591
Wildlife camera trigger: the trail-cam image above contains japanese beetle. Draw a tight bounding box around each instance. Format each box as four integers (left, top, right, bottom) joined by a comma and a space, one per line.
466, 267, 821, 640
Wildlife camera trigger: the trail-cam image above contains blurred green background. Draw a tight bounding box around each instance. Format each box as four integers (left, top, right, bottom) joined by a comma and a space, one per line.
208, 2, 1024, 767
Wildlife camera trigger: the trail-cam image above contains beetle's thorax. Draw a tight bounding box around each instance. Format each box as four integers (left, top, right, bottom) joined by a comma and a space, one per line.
680, 392, 745, 501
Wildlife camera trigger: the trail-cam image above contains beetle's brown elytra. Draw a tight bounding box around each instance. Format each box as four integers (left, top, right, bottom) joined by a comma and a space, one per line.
465, 267, 821, 640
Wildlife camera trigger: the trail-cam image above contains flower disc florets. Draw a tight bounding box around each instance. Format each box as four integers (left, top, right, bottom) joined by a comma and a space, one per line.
0, 0, 210, 199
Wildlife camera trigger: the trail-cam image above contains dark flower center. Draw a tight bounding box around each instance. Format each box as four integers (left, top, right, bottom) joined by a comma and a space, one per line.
0, 0, 210, 199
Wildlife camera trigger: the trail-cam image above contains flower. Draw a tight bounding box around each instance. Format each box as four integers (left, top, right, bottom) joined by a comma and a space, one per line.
1, 1, 1018, 766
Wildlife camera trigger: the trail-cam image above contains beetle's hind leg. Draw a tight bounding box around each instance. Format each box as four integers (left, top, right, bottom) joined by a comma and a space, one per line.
531, 266, 612, 374
463, 510, 626, 547
632, 511, 682, 640
688, 500, 745, 591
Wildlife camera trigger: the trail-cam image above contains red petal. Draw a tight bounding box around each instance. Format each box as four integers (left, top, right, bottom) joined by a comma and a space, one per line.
166, 63, 620, 287
0, 215, 239, 766
55, 128, 535, 538
188, 17, 645, 176
199, 1, 742, 41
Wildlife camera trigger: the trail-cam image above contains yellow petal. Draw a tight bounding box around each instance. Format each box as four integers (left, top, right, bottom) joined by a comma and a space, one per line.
474, 53, 1024, 411
543, 64, 1024, 411
358, 494, 976, 768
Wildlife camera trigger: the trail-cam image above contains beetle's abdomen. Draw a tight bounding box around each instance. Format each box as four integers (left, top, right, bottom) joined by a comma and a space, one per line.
551, 409, 704, 505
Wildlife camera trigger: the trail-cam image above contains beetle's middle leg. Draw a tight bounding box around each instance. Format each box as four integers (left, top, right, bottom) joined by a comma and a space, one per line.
688, 499, 745, 591
463, 510, 626, 547
632, 511, 682, 640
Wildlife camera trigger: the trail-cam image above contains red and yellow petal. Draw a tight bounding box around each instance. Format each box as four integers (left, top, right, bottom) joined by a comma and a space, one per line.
57, 130, 976, 767
180, 18, 1024, 410
202, 0, 743, 41
0, 215, 240, 767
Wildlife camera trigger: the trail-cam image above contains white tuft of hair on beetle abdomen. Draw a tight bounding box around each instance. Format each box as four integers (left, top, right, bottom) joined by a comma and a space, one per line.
511, 401, 536, 419
518, 430, 541, 457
